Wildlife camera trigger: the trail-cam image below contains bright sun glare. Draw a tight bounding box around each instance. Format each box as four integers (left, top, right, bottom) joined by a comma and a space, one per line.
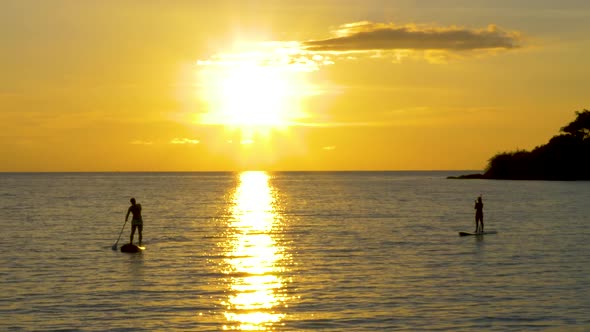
222, 171, 288, 330
196, 42, 325, 140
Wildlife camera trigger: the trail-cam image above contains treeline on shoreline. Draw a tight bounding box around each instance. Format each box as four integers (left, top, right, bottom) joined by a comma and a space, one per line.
451, 109, 590, 180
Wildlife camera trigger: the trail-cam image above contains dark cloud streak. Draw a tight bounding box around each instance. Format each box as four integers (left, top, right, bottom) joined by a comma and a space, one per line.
303, 22, 521, 52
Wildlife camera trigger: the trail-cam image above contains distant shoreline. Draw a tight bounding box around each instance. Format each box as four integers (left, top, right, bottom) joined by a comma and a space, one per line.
447, 173, 488, 180
448, 173, 590, 181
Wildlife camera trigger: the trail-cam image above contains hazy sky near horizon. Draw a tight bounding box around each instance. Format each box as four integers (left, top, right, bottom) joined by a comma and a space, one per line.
2, 0, 590, 171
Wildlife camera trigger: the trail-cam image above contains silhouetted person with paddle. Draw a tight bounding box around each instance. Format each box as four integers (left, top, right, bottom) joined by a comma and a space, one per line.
126, 198, 143, 245
474, 196, 484, 234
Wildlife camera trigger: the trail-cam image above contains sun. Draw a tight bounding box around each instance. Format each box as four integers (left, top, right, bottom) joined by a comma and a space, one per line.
195, 42, 320, 140
204, 63, 294, 128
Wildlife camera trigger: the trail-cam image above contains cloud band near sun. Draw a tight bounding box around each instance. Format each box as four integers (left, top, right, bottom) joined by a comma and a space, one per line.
303, 21, 522, 53
195, 21, 523, 71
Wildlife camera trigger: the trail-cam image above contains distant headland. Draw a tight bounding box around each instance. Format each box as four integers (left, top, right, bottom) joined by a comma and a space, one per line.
450, 109, 590, 180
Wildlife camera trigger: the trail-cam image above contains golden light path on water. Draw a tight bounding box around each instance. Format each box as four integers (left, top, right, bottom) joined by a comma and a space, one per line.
222, 171, 289, 330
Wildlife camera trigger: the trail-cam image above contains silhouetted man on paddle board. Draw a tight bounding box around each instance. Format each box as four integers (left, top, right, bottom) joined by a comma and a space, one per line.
474, 196, 484, 234
126, 198, 143, 245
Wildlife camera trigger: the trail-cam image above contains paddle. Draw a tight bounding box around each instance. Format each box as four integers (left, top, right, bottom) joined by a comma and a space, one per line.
111, 219, 128, 250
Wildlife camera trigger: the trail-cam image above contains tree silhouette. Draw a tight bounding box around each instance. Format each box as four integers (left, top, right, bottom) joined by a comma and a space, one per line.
560, 109, 590, 139
459, 109, 590, 180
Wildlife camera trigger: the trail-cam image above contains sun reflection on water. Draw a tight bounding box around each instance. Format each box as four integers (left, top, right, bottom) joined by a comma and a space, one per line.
222, 171, 289, 330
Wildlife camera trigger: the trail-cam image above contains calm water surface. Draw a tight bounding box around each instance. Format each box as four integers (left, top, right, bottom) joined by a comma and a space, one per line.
1, 172, 589, 331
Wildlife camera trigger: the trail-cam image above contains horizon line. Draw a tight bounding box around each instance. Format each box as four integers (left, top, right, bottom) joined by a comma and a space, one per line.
0, 169, 481, 174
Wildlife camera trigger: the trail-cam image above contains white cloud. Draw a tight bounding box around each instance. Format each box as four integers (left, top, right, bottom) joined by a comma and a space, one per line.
170, 138, 200, 145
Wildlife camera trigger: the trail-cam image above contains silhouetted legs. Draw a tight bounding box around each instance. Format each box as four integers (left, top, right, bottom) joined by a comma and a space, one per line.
475, 216, 484, 234
130, 224, 143, 245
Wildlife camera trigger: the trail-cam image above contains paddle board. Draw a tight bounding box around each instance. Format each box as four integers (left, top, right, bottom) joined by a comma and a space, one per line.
120, 243, 145, 253
459, 231, 497, 236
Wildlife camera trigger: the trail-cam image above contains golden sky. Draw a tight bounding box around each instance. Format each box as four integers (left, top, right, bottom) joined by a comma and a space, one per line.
2, 0, 589, 171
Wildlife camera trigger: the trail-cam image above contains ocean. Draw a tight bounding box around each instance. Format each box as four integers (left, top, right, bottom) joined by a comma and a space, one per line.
1, 171, 589, 331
